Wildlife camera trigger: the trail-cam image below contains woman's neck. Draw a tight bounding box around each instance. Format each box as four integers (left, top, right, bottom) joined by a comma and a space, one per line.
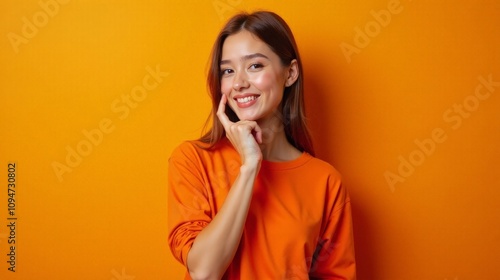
257, 114, 302, 162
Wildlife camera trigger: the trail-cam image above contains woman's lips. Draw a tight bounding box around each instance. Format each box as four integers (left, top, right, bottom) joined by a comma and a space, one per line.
234, 94, 260, 108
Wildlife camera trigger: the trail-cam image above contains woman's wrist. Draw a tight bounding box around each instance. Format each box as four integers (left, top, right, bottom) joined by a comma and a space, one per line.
240, 161, 261, 175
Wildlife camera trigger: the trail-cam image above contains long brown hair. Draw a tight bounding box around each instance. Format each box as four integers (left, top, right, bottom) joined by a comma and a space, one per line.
199, 11, 314, 155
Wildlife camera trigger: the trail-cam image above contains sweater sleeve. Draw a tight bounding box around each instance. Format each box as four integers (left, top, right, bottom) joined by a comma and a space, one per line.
167, 142, 212, 266
310, 174, 357, 280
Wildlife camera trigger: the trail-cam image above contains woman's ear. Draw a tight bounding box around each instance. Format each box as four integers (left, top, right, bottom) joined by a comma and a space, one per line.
285, 59, 299, 87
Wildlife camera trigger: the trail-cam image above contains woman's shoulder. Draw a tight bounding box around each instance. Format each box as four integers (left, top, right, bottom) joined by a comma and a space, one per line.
304, 154, 342, 179
303, 156, 346, 200
170, 140, 208, 159
170, 138, 233, 161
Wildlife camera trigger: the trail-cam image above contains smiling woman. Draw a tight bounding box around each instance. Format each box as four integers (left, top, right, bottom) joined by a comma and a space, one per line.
167, 11, 356, 279
220, 30, 295, 126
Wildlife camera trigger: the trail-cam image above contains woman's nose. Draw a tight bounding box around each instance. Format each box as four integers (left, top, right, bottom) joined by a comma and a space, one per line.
232, 72, 249, 91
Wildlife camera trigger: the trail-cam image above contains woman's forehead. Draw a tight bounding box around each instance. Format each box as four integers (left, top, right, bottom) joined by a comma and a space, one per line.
221, 31, 276, 61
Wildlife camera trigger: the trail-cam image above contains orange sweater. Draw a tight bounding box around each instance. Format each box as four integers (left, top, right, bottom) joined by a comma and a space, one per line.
168, 139, 356, 279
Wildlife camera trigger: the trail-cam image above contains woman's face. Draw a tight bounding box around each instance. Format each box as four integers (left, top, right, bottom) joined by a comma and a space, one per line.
220, 30, 297, 123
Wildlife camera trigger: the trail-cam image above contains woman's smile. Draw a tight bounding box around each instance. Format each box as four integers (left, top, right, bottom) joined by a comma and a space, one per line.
233, 93, 260, 108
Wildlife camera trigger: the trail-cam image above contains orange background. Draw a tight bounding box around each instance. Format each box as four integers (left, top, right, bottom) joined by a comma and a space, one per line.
1, 0, 499, 279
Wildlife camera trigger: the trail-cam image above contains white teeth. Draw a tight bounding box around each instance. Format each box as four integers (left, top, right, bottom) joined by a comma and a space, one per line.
236, 96, 257, 103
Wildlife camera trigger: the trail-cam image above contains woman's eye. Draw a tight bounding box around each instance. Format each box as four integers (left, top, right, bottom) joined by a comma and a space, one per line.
249, 63, 263, 70
221, 68, 233, 75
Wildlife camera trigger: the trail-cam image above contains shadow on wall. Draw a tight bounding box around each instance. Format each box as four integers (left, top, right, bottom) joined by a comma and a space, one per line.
303, 50, 379, 279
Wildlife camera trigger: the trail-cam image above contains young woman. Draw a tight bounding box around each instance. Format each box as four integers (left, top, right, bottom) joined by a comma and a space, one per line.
168, 11, 356, 279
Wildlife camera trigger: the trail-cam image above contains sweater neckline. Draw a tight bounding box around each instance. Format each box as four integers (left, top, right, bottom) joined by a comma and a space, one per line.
261, 152, 312, 170
218, 137, 313, 170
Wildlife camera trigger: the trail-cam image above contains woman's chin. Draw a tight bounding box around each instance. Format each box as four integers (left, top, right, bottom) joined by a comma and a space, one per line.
235, 112, 260, 122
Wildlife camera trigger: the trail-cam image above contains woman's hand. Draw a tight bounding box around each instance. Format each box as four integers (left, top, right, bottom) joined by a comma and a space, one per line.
217, 94, 263, 167
185, 94, 263, 279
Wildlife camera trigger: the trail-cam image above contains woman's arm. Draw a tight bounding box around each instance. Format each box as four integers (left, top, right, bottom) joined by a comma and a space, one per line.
186, 94, 263, 280
186, 163, 259, 279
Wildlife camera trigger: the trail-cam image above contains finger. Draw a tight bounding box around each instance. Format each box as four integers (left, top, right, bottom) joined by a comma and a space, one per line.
252, 123, 263, 144
216, 94, 233, 129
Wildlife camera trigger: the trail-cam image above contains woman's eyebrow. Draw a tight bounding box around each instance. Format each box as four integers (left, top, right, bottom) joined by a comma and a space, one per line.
220, 53, 270, 65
